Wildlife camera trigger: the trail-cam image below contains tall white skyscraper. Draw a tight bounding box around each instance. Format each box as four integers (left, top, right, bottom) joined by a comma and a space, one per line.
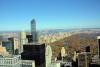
20, 31, 27, 53
45, 45, 52, 67
97, 36, 100, 59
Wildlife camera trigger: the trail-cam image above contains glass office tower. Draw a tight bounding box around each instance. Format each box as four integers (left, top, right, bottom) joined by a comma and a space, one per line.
31, 19, 38, 42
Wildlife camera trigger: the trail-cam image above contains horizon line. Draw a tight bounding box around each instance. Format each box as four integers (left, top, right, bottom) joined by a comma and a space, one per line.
0, 27, 100, 32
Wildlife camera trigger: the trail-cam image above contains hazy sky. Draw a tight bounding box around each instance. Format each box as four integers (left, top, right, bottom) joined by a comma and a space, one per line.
0, 0, 100, 31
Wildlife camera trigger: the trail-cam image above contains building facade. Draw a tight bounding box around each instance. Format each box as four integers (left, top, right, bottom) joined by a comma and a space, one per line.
45, 45, 52, 67
20, 31, 28, 53
8, 37, 20, 55
78, 52, 91, 67
0, 55, 21, 67
21, 60, 35, 67
21, 43, 46, 67
97, 36, 100, 59
2, 41, 12, 55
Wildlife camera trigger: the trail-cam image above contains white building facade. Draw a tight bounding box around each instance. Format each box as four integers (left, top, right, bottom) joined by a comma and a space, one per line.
0, 55, 21, 67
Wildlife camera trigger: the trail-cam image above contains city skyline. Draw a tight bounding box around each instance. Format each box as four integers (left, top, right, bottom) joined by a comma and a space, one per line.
0, 0, 100, 31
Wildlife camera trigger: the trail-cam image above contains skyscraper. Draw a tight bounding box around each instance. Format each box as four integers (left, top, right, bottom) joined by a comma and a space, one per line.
85, 46, 90, 52
78, 52, 91, 67
21, 43, 46, 67
31, 19, 38, 42
20, 31, 28, 53
45, 45, 52, 67
8, 37, 19, 55
97, 36, 100, 59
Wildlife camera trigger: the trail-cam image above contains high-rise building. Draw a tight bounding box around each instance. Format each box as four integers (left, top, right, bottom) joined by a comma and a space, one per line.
26, 35, 33, 43
31, 19, 38, 42
20, 31, 28, 53
85, 46, 90, 52
97, 36, 100, 59
78, 52, 91, 67
21, 43, 46, 67
21, 19, 53, 67
2, 41, 13, 55
61, 47, 66, 61
8, 37, 19, 55
45, 45, 52, 67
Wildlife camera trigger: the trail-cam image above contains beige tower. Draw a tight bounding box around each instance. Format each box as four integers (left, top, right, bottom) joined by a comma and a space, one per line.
61, 47, 66, 61
20, 31, 27, 53
61, 47, 66, 57
45, 45, 52, 67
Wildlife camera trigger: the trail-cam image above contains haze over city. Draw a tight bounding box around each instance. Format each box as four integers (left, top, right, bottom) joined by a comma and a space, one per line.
0, 0, 100, 31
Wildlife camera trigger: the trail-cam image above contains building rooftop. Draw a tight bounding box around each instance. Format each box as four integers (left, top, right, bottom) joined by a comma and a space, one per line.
97, 36, 100, 39
24, 42, 45, 45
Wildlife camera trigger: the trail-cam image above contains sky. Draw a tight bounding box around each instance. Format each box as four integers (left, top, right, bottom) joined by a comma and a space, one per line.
0, 0, 100, 31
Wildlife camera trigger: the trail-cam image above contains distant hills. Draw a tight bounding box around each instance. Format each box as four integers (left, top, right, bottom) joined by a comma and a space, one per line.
0, 28, 100, 35
39, 28, 100, 35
